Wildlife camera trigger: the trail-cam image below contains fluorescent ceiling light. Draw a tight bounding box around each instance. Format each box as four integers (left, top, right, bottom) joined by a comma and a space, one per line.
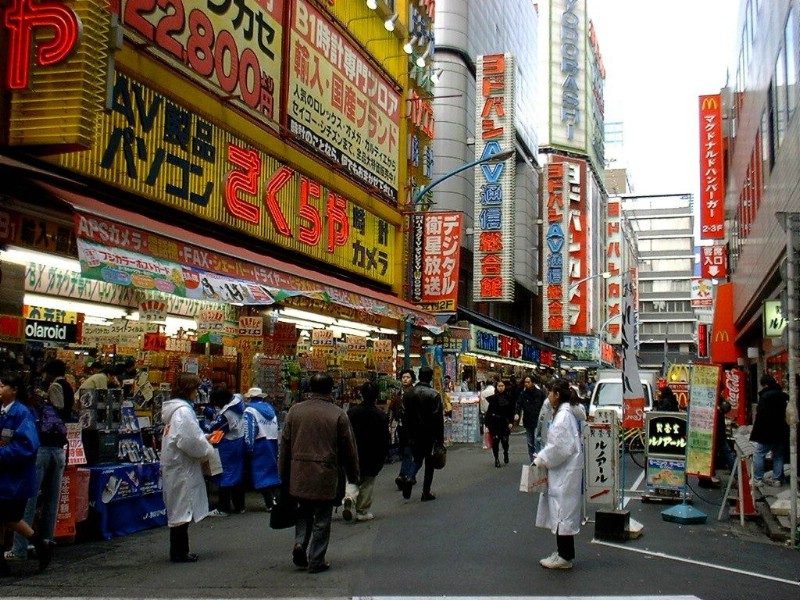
24, 293, 128, 320
164, 316, 196, 336
2, 247, 80, 272
277, 316, 320, 330
280, 308, 336, 325
332, 325, 369, 338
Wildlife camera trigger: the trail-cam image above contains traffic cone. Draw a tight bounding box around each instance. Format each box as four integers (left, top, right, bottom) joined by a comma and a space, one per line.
729, 457, 758, 518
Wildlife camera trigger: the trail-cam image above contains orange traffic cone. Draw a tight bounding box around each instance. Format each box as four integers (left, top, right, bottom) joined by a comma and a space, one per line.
729, 457, 759, 518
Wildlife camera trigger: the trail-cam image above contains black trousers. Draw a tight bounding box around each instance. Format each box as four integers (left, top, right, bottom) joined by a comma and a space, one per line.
556, 532, 575, 560
218, 481, 246, 512
169, 523, 190, 559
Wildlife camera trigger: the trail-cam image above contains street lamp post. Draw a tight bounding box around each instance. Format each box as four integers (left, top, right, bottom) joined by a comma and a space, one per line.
403, 148, 516, 369
597, 313, 621, 367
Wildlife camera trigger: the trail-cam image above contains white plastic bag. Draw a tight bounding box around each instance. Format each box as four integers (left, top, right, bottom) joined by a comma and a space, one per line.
519, 462, 547, 493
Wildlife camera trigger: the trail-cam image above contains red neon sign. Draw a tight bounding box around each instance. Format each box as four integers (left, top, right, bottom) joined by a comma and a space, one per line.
3, 0, 82, 90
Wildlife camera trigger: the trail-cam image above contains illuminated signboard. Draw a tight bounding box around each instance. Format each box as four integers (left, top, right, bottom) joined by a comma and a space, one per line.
409, 212, 463, 313
287, 0, 400, 202
54, 70, 395, 287
700, 244, 728, 279
563, 157, 588, 333
686, 363, 722, 477
473, 53, 516, 303
605, 198, 622, 343
467, 325, 541, 364
6, 0, 109, 148
698, 95, 725, 239
112, 0, 283, 129
587, 20, 605, 176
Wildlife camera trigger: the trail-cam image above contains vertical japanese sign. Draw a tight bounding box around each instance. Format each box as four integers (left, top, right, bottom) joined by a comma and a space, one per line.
473, 53, 516, 302
543, 162, 569, 331
700, 244, 728, 279
605, 199, 622, 343
564, 158, 588, 333
686, 363, 722, 476
621, 269, 645, 428
410, 212, 463, 312
287, 0, 400, 202
585, 421, 617, 507
699, 95, 725, 239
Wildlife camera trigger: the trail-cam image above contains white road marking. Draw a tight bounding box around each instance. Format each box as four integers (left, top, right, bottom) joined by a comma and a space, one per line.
622, 470, 646, 508
358, 597, 702, 600
592, 539, 800, 587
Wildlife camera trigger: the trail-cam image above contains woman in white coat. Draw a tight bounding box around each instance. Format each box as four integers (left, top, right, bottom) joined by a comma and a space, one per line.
161, 373, 216, 563
534, 379, 585, 570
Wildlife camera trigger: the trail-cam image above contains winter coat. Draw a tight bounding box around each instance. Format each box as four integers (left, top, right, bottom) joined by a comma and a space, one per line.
485, 392, 515, 436
535, 402, 585, 536
0, 400, 39, 501
516, 386, 546, 429
278, 393, 359, 502
347, 401, 391, 477
160, 399, 215, 527
750, 384, 789, 444
402, 382, 444, 457
209, 395, 246, 486
244, 400, 280, 490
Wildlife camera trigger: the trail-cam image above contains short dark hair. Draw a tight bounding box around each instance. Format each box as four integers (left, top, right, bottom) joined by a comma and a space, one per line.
171, 373, 201, 400
360, 381, 379, 404
309, 372, 334, 394
760, 374, 777, 388
0, 371, 25, 391
43, 359, 67, 377
399, 368, 416, 382
550, 379, 578, 406
418, 366, 434, 383
209, 384, 232, 407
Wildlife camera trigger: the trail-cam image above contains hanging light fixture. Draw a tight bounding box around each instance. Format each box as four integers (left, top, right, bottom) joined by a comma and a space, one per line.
431, 68, 444, 84
415, 44, 431, 68
366, 0, 378, 9
384, 13, 399, 31
403, 35, 419, 55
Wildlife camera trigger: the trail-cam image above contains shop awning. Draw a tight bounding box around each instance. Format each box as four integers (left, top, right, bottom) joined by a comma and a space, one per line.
35, 180, 436, 326
457, 306, 569, 356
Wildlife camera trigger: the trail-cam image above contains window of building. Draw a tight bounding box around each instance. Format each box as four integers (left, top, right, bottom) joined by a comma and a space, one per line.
776, 46, 788, 147
634, 217, 691, 231
761, 106, 775, 176
640, 258, 693, 272
786, 8, 797, 123
640, 322, 694, 335
641, 300, 692, 313
636, 238, 693, 252
638, 279, 691, 294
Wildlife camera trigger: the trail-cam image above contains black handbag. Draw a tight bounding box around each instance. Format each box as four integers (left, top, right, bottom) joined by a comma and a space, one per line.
269, 490, 298, 529
431, 443, 447, 470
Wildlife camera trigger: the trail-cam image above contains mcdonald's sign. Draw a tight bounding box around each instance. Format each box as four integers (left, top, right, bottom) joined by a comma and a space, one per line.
710, 282, 741, 364
699, 95, 725, 240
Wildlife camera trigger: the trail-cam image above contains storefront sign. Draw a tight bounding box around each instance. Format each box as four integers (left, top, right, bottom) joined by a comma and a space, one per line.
138, 299, 167, 321
621, 269, 645, 428
604, 199, 622, 343
564, 158, 588, 333
698, 95, 725, 239
686, 363, 721, 477
0, 207, 77, 256
24, 306, 78, 324
700, 244, 728, 279
238, 316, 263, 337
543, 161, 568, 331
409, 212, 462, 312
113, 0, 283, 128
585, 421, 617, 507
646, 412, 687, 459
0, 315, 26, 343
467, 325, 541, 364
724, 367, 747, 426
56, 70, 396, 287
690, 278, 713, 307
25, 318, 78, 343
6, 0, 109, 148
763, 299, 787, 337
287, 0, 400, 201
473, 53, 515, 302
646, 457, 685, 490
82, 320, 158, 346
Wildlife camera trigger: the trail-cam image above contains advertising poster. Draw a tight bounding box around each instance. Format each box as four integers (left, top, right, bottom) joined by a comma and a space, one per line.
646, 457, 686, 490
686, 364, 722, 476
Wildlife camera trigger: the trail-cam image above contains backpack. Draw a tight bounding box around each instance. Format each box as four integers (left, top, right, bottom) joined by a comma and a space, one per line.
34, 400, 68, 447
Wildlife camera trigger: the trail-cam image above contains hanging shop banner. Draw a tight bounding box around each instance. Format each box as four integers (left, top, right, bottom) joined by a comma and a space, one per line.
82, 320, 159, 346
562, 158, 589, 333
238, 317, 263, 337
700, 244, 728, 279
621, 269, 645, 428
23, 306, 79, 324
138, 299, 168, 322
686, 363, 722, 477
112, 0, 283, 129
25, 319, 78, 343
690, 278, 713, 308
473, 53, 516, 303
542, 161, 571, 331
409, 212, 463, 312
287, 0, 400, 202
604, 199, 622, 344
698, 95, 725, 239
54, 70, 396, 287
5, 0, 110, 148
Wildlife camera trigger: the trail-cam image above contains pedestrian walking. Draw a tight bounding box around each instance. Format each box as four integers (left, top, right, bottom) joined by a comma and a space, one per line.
1, 371, 53, 575
485, 380, 515, 467
515, 375, 546, 461
534, 379, 585, 570
750, 374, 789, 487
207, 385, 246, 515
390, 369, 415, 488
279, 372, 359, 574
160, 373, 216, 563
654, 386, 679, 412
343, 381, 391, 522
397, 366, 444, 501
243, 387, 281, 511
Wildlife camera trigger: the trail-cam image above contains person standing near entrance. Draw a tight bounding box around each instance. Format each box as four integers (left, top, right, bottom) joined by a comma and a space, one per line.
751, 374, 789, 487
534, 379, 584, 570
515, 375, 546, 461
398, 366, 444, 501
243, 387, 281, 511
279, 372, 359, 574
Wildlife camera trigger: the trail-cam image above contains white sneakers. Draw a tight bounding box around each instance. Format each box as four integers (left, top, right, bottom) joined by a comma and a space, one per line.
342, 497, 354, 521
355, 512, 375, 521
207, 509, 229, 517
540, 552, 573, 569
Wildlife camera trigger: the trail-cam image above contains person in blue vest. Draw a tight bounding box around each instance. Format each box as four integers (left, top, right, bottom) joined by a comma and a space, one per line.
207, 385, 246, 516
243, 387, 281, 511
0, 371, 52, 576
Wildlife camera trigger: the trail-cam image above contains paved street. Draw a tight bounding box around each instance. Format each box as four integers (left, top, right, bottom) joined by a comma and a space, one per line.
2, 433, 799, 600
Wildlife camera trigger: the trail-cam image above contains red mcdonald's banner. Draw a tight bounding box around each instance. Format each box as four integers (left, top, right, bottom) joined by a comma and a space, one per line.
699, 95, 725, 239
710, 282, 740, 364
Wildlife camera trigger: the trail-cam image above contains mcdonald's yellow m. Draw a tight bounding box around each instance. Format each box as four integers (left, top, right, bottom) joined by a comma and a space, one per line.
702, 96, 719, 110
714, 330, 730, 342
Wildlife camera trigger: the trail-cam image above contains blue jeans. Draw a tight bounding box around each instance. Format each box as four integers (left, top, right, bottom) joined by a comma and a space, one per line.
524, 427, 537, 462
753, 441, 785, 482
12, 446, 66, 554
400, 444, 435, 494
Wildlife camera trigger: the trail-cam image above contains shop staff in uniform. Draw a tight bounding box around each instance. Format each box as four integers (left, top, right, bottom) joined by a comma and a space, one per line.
207, 386, 246, 516
0, 371, 53, 575
243, 387, 281, 511
160, 373, 216, 563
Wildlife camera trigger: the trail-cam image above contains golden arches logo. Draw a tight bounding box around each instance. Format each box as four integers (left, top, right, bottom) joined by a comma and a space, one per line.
702, 96, 719, 110
714, 330, 730, 342
668, 364, 691, 383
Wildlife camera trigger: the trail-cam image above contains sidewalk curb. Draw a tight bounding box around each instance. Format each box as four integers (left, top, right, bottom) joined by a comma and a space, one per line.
756, 496, 790, 543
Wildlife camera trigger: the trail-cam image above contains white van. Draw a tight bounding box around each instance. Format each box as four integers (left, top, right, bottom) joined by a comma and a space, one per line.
587, 377, 655, 422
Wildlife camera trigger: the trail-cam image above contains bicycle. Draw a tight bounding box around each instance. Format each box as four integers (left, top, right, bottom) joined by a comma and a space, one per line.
620, 426, 646, 468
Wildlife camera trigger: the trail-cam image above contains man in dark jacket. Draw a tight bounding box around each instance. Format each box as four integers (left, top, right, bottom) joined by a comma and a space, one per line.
278, 373, 359, 573
515, 375, 546, 461
343, 381, 390, 522
750, 374, 789, 486
398, 366, 444, 501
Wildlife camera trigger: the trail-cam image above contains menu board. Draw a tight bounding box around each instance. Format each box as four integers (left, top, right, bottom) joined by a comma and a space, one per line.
685, 364, 722, 476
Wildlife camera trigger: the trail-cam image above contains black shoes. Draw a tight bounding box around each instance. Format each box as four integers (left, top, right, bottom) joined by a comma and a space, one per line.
395, 476, 404, 490
401, 477, 413, 499
170, 553, 199, 563
495, 459, 501, 468
31, 537, 52, 572
0, 559, 10, 577
421, 492, 436, 502
308, 562, 330, 574
504, 454, 509, 464
292, 544, 309, 568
